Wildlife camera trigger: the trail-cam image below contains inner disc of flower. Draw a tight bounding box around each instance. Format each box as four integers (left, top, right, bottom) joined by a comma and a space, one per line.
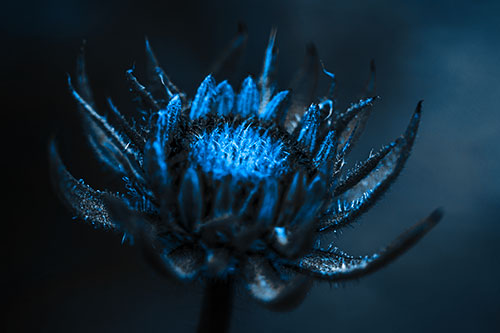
189, 122, 290, 180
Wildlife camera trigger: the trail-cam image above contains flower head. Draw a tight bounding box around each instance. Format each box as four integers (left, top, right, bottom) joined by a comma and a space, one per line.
50, 32, 442, 309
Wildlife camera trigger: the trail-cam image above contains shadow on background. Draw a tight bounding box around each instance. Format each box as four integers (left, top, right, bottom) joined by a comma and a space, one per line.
2, 0, 499, 332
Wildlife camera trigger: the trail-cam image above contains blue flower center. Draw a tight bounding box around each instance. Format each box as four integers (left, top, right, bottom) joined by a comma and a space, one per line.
190, 122, 290, 180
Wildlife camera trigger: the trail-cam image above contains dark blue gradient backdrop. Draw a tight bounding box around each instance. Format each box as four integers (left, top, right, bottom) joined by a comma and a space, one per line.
3, 0, 499, 332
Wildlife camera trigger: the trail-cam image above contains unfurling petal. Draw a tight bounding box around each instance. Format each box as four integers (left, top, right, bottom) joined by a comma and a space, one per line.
295, 209, 442, 280
319, 102, 423, 232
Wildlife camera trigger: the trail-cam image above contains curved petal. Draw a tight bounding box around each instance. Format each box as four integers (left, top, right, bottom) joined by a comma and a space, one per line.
48, 140, 118, 229
295, 103, 320, 153
242, 256, 311, 311
294, 209, 442, 281
68, 77, 145, 185
145, 37, 186, 102
260, 90, 290, 123
319, 102, 423, 232
125, 69, 161, 112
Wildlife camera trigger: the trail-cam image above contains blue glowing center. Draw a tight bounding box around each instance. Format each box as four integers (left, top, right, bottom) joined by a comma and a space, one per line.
190, 122, 290, 180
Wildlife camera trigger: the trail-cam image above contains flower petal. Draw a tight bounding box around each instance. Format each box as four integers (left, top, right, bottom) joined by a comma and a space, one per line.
190, 75, 216, 119
161, 244, 205, 281
242, 256, 311, 311
294, 209, 442, 280
177, 167, 203, 230
334, 96, 377, 155
319, 102, 423, 232
296, 103, 320, 152
48, 140, 118, 229
260, 90, 290, 123
145, 37, 186, 102
258, 28, 278, 113
69, 77, 146, 185
236, 76, 259, 117
107, 98, 146, 151
273, 175, 327, 258
213, 80, 235, 116
126, 69, 161, 112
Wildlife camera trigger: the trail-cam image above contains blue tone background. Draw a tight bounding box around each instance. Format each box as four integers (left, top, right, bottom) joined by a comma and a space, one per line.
3, 0, 499, 332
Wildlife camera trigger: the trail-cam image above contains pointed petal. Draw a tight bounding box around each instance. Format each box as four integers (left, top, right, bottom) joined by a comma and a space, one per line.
126, 69, 161, 112
145, 37, 186, 102
190, 75, 216, 119
296, 104, 320, 152
242, 256, 312, 311
319, 102, 423, 232
236, 76, 260, 117
258, 28, 278, 113
68, 77, 145, 183
260, 90, 290, 123
107, 98, 147, 151
294, 209, 442, 280
313, 129, 337, 172
213, 80, 235, 116
142, 94, 182, 191
156, 94, 182, 146
334, 96, 377, 152
334, 141, 396, 196
49, 140, 118, 229
75, 42, 95, 107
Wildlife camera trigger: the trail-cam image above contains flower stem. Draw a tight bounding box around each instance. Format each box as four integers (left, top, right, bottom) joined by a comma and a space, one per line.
197, 278, 234, 333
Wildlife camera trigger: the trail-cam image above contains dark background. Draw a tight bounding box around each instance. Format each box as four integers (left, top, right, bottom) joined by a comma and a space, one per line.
3, 0, 499, 332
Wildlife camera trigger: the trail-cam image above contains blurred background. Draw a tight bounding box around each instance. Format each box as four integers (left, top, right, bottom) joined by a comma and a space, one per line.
3, 0, 499, 332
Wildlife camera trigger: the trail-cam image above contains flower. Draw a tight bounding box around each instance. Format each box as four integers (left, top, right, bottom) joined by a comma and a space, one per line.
49, 31, 442, 310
